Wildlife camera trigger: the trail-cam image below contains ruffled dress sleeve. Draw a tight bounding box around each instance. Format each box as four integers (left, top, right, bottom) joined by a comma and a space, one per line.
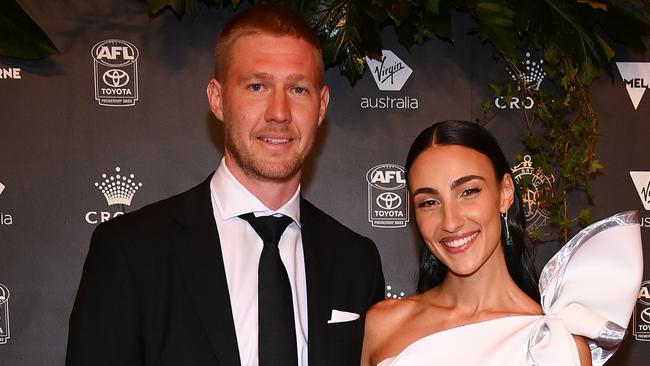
532, 210, 643, 366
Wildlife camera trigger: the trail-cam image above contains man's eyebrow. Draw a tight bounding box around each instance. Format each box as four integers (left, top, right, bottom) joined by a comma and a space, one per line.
284, 73, 307, 82
237, 72, 313, 85
238, 72, 273, 82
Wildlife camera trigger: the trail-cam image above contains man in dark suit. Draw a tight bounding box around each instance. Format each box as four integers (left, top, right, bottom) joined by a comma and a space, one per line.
66, 4, 385, 366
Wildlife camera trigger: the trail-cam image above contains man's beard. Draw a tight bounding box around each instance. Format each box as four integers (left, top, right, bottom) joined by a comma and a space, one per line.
224, 128, 308, 182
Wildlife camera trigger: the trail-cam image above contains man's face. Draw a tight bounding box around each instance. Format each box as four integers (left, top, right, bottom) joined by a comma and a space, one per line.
207, 34, 329, 182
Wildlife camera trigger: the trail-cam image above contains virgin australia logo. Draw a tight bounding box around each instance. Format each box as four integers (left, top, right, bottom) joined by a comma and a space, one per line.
0, 182, 12, 226
365, 50, 412, 91
361, 50, 418, 110
617, 62, 650, 110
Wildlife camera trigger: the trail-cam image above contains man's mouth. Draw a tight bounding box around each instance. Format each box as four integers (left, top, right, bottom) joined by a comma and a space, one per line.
259, 136, 292, 144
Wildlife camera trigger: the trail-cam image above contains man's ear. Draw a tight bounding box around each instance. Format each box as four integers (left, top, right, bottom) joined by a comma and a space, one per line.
207, 78, 224, 121
500, 173, 515, 213
317, 85, 330, 127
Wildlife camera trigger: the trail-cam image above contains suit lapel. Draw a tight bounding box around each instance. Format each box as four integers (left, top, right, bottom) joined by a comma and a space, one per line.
172, 176, 241, 366
301, 199, 334, 366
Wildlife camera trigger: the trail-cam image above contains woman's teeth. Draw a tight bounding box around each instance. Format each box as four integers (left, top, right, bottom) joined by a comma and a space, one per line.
442, 231, 479, 248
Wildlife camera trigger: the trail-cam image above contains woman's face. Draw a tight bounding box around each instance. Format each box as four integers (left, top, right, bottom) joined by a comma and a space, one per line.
409, 144, 514, 277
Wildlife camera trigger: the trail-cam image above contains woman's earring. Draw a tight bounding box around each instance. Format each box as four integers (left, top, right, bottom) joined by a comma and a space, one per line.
502, 211, 513, 246
431, 256, 438, 265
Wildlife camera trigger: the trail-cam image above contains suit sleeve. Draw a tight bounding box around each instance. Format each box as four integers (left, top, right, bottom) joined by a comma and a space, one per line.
366, 237, 385, 306
66, 223, 142, 366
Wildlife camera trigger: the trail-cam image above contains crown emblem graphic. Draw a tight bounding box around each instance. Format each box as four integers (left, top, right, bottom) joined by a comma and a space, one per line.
512, 155, 555, 232
94, 167, 142, 206
508, 52, 547, 91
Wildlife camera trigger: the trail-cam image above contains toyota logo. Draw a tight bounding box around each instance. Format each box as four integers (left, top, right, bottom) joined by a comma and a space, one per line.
642, 308, 650, 324
102, 69, 129, 87
376, 192, 401, 210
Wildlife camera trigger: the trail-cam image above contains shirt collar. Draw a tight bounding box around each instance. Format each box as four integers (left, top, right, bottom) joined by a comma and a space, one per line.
210, 158, 301, 227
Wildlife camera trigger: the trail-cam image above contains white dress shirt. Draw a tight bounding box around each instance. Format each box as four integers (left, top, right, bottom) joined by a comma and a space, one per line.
209, 158, 308, 366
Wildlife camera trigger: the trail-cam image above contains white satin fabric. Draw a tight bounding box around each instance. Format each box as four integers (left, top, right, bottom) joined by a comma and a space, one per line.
378, 211, 643, 366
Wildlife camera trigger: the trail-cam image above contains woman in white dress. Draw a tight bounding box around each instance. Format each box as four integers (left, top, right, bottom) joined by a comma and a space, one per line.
361, 120, 642, 366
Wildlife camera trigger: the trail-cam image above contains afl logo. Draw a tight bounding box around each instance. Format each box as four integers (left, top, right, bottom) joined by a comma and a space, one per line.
366, 164, 406, 190
91, 39, 140, 107
639, 281, 650, 306
0, 283, 9, 344
91, 39, 139, 67
0, 284, 8, 306
366, 164, 409, 229
634, 280, 650, 341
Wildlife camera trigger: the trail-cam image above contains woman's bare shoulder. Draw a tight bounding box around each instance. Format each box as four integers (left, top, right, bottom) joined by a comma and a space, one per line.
363, 293, 447, 365
367, 294, 431, 325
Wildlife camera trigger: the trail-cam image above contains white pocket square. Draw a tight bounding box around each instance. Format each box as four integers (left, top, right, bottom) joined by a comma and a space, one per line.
327, 309, 360, 324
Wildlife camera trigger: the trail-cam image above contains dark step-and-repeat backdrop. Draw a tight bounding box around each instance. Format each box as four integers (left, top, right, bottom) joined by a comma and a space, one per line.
1, 1, 649, 365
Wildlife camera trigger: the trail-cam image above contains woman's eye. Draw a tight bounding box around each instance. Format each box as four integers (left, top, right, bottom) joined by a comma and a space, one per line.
460, 188, 480, 197
418, 199, 439, 208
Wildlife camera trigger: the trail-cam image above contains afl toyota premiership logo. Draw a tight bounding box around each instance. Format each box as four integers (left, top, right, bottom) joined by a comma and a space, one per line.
367, 164, 409, 228
512, 155, 555, 232
0, 284, 9, 344
634, 280, 650, 341
92, 39, 139, 107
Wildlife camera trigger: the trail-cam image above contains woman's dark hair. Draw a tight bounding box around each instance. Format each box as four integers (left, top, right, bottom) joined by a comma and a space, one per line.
405, 120, 539, 302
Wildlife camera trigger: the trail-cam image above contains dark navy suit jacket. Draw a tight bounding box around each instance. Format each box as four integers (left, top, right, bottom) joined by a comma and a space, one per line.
66, 175, 385, 366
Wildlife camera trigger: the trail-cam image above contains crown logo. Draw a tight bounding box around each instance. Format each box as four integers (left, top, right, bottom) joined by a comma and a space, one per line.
508, 52, 547, 91
94, 167, 142, 206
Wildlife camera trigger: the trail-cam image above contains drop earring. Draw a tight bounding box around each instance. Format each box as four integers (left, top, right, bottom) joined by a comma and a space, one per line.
502, 211, 513, 246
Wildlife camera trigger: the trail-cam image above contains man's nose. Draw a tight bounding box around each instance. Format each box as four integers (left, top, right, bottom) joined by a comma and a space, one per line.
265, 89, 291, 123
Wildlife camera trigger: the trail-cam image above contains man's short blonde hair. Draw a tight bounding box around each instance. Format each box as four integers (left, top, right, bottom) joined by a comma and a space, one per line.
214, 4, 324, 85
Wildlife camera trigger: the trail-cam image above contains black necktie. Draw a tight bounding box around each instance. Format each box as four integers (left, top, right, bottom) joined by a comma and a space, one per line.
239, 213, 298, 366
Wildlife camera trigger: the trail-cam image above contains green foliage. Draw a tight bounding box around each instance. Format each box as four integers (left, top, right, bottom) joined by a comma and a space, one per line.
0, 0, 58, 59
307, 0, 384, 84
